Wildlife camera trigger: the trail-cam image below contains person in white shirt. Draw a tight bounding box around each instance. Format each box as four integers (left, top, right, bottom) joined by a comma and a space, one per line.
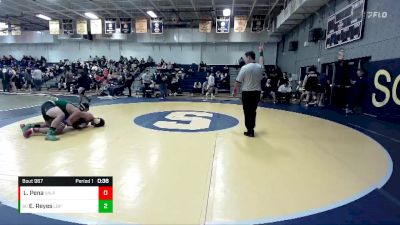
233, 44, 264, 137
204, 73, 215, 100
32, 66, 43, 92
191, 81, 202, 96
141, 70, 152, 98
277, 82, 292, 103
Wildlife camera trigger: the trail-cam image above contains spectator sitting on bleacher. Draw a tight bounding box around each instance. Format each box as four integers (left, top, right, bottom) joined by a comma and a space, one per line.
262, 79, 276, 103
58, 75, 66, 90
202, 80, 208, 95
223, 65, 229, 72
277, 82, 292, 104
238, 57, 245, 67
188, 66, 194, 74
167, 62, 173, 70
169, 74, 180, 96
177, 70, 185, 80
199, 61, 207, 72
191, 81, 202, 96
219, 73, 229, 90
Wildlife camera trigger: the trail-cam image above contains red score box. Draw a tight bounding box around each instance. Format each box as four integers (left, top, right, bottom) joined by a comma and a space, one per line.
99, 186, 113, 200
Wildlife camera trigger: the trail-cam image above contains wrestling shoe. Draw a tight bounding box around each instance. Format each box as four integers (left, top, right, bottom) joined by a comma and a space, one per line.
45, 129, 60, 141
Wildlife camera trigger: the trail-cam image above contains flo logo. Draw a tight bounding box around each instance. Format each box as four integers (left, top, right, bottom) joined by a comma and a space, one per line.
134, 111, 239, 132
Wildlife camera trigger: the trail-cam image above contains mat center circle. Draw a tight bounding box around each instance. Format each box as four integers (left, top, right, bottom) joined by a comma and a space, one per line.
134, 110, 239, 132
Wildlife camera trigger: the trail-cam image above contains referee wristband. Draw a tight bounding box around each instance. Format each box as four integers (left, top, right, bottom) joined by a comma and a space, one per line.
259, 52, 264, 57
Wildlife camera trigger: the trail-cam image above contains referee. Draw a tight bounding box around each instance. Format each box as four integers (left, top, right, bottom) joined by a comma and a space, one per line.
233, 45, 264, 137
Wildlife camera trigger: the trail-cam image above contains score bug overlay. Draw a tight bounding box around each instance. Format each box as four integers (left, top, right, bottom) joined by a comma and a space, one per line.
18, 176, 113, 213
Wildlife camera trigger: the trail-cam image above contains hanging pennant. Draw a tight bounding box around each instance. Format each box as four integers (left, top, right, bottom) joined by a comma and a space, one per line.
49, 20, 60, 35
0, 22, 8, 36
11, 25, 21, 36
251, 15, 265, 32
105, 18, 117, 34
120, 18, 132, 34
216, 16, 230, 33
151, 18, 163, 34
199, 20, 212, 33
234, 16, 247, 32
135, 18, 147, 33
90, 19, 102, 34
62, 19, 74, 35
76, 20, 88, 35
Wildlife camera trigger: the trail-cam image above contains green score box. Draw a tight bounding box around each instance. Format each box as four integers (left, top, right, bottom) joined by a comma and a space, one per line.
99, 200, 113, 213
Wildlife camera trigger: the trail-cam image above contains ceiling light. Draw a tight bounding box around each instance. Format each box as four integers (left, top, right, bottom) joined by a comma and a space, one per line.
146, 10, 157, 18
36, 14, 51, 21
223, 8, 231, 16
85, 12, 99, 19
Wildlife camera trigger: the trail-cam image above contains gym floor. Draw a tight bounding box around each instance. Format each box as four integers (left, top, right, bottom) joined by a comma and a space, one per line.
0, 93, 399, 225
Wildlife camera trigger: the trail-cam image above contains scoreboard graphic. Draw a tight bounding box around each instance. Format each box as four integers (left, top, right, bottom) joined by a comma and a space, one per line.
18, 176, 113, 213
325, 0, 366, 49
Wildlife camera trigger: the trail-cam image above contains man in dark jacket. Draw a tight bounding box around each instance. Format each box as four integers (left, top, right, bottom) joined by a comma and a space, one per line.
346, 68, 369, 113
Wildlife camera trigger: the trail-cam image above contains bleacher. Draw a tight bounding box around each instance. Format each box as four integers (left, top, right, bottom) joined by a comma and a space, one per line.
173, 64, 231, 93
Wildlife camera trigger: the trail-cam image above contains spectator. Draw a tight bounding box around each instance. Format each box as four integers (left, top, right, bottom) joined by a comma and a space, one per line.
65, 67, 74, 92
269, 72, 280, 103
1, 68, 10, 92
23, 69, 32, 92
262, 79, 276, 102
199, 61, 207, 72
32, 66, 43, 92
191, 81, 202, 96
346, 68, 368, 114
158, 72, 169, 99
58, 75, 66, 90
167, 62, 173, 70
204, 73, 215, 101
202, 80, 208, 95
238, 57, 245, 67
169, 74, 180, 96
279, 72, 289, 87
302, 67, 319, 107
277, 82, 292, 103
10, 68, 17, 92
141, 69, 152, 98
316, 73, 330, 107
124, 68, 134, 97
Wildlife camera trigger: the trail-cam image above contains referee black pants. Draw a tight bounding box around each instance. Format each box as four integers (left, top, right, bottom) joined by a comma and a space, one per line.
242, 91, 261, 134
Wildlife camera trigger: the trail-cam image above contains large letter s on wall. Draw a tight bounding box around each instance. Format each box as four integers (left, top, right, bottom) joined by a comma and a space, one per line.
372, 69, 391, 108
392, 75, 400, 105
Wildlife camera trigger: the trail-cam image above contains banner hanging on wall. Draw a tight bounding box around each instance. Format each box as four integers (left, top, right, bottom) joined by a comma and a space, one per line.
90, 19, 102, 34
49, 20, 60, 35
11, 25, 21, 36
105, 18, 117, 34
120, 18, 132, 34
0, 22, 8, 36
135, 19, 147, 33
62, 19, 74, 35
234, 16, 247, 32
199, 20, 212, 33
151, 18, 163, 34
216, 16, 230, 33
76, 20, 88, 35
251, 15, 265, 32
